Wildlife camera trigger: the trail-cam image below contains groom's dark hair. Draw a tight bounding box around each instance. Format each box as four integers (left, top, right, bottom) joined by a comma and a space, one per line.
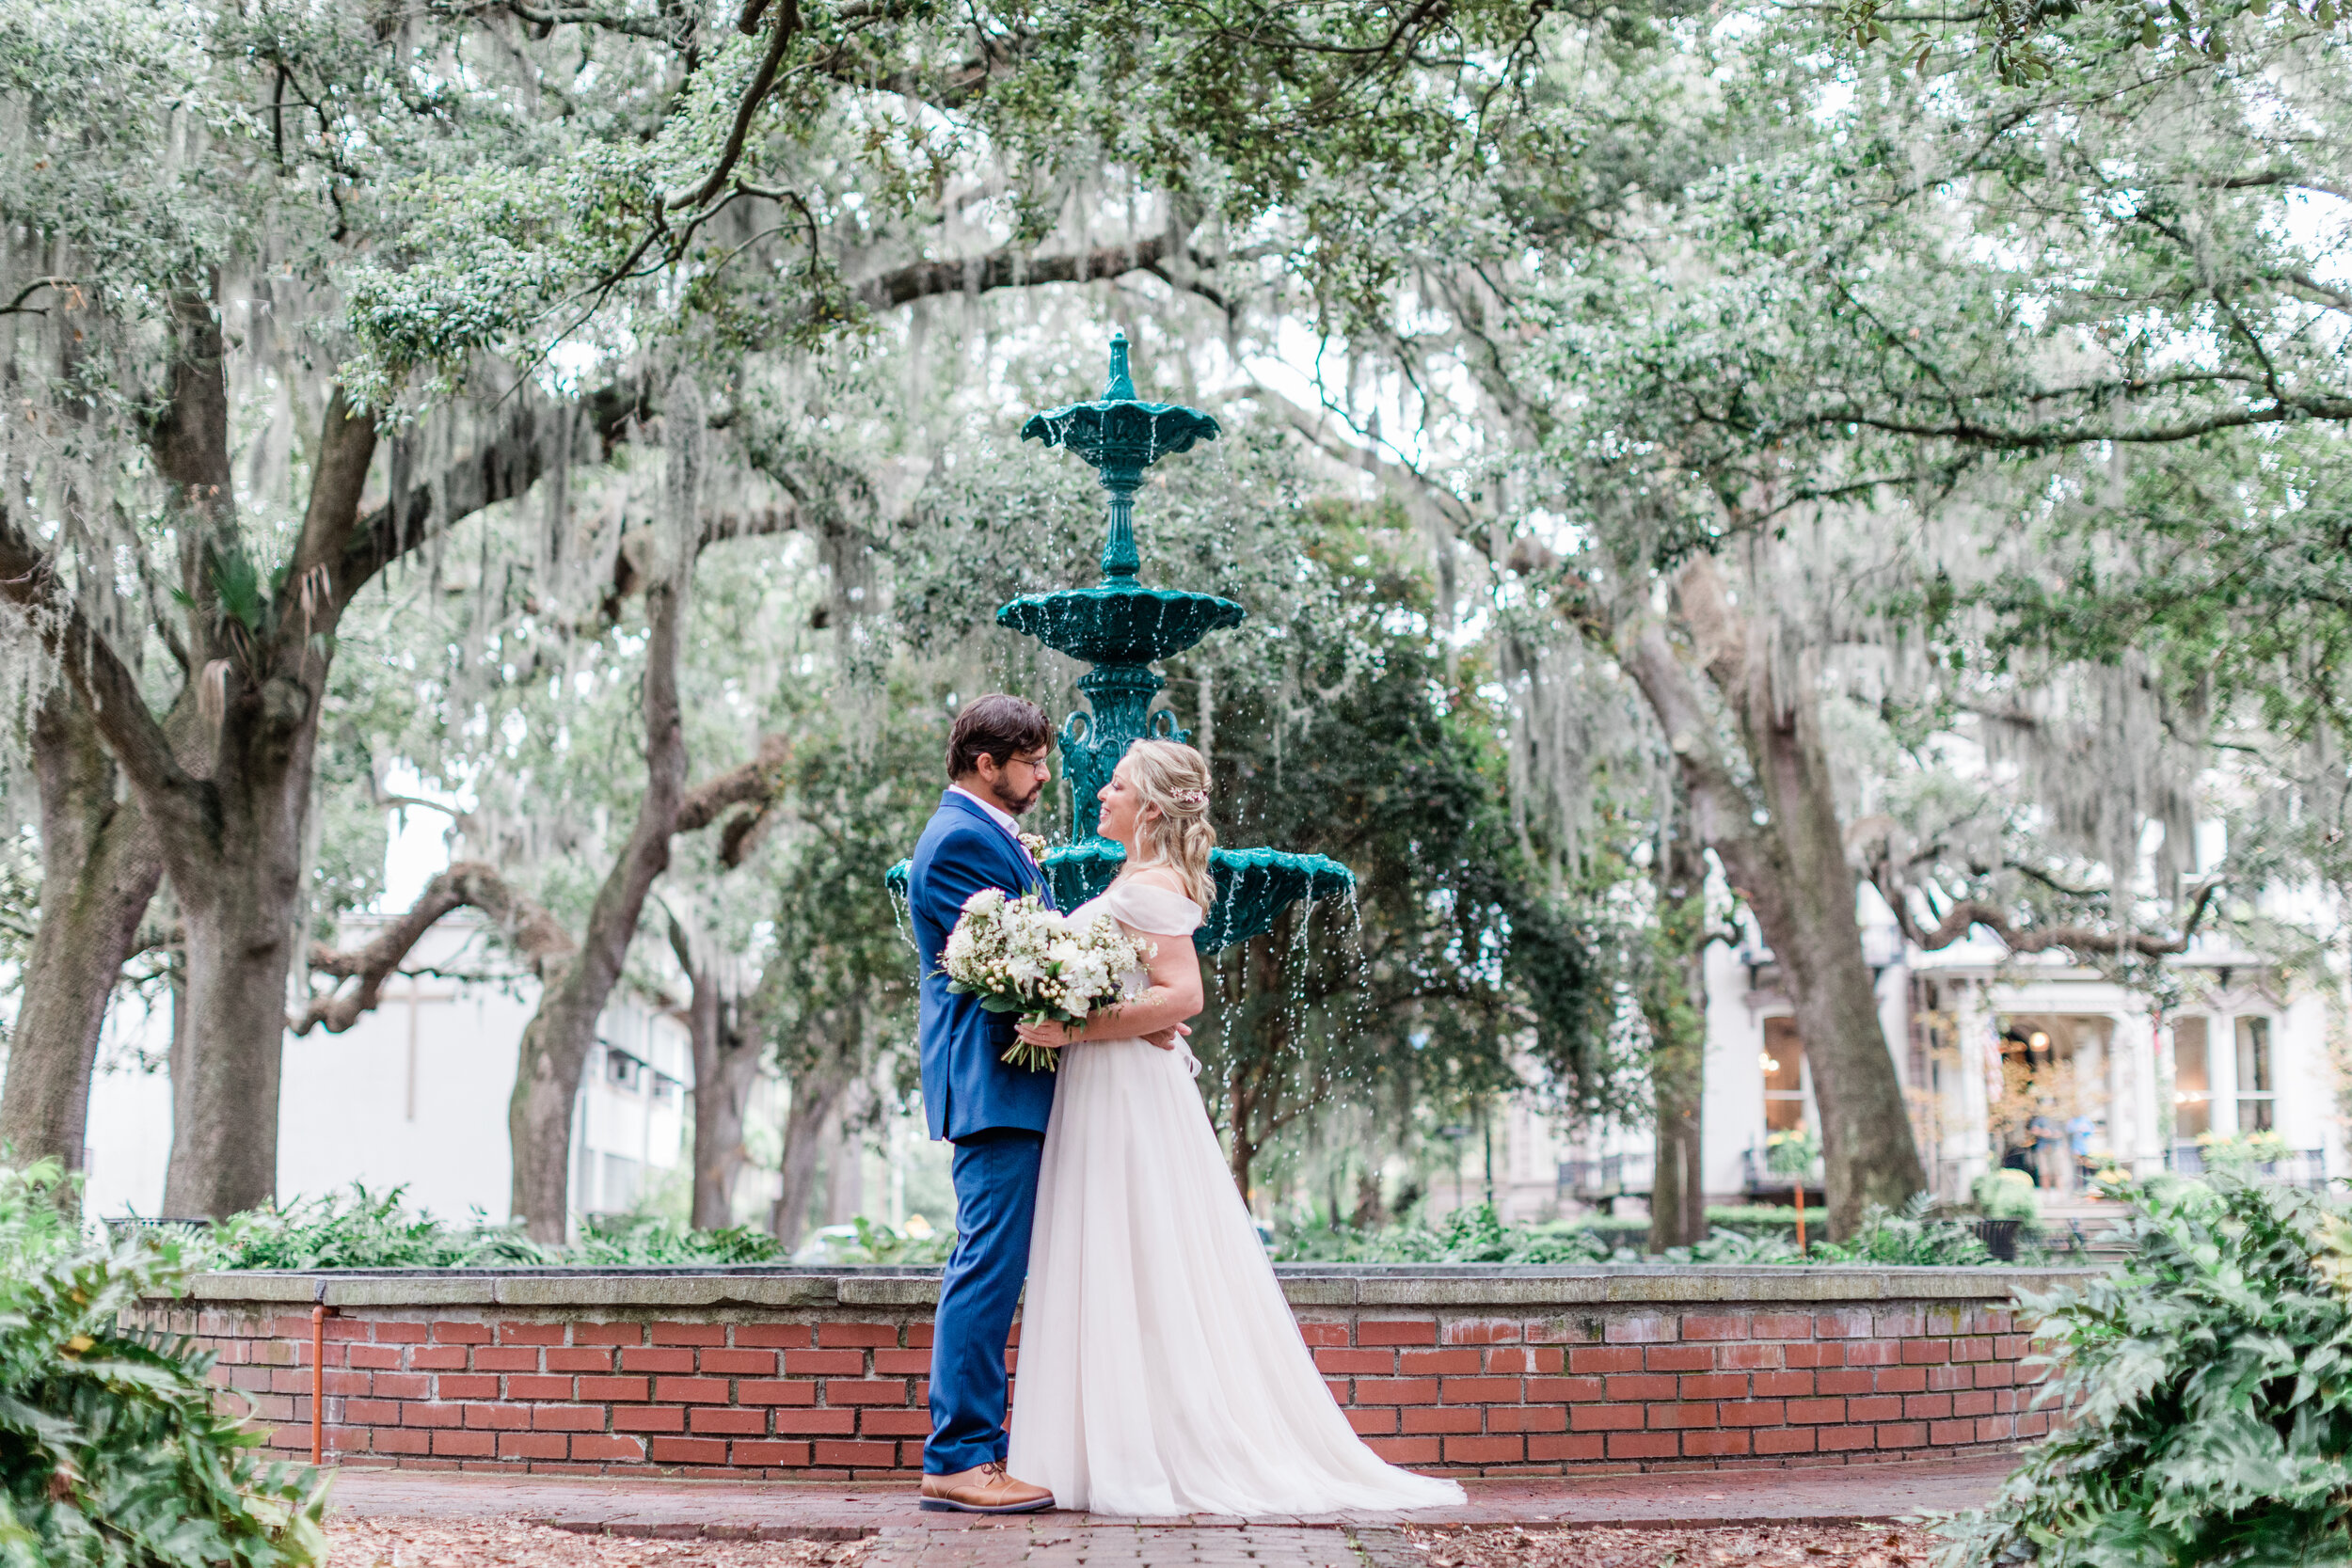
947, 694, 1053, 779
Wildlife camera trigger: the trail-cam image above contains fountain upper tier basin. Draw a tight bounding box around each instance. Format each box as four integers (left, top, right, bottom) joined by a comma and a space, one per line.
996, 584, 1245, 667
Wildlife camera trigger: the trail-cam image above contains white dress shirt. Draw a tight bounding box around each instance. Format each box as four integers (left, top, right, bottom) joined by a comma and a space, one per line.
949, 784, 1023, 840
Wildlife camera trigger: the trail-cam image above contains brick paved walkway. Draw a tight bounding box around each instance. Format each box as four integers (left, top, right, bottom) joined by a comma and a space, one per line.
327, 1451, 2015, 1551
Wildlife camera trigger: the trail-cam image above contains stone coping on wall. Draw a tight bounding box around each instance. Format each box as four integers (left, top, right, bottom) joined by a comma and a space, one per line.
155, 1262, 2099, 1311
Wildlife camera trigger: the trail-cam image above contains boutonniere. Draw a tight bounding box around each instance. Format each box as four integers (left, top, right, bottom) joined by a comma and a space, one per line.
1019, 832, 1049, 863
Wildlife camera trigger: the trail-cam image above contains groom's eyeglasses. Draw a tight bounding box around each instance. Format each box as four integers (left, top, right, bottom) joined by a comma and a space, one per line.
1005, 751, 1051, 777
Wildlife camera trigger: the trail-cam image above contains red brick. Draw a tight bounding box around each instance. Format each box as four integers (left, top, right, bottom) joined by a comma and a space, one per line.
462, 1403, 532, 1433
812, 1441, 897, 1466
1441, 1377, 1527, 1403
1488, 1405, 1567, 1433
1930, 1418, 1977, 1445
1788, 1399, 1846, 1424
1484, 1348, 1563, 1374
1444, 1435, 1524, 1464
1366, 1437, 1442, 1465
1327, 1380, 1352, 1404
1816, 1424, 1877, 1451
348, 1345, 403, 1370
1755, 1428, 1818, 1455
1715, 1343, 1783, 1370
1905, 1394, 1954, 1420
731, 1440, 810, 1465
613, 1406, 687, 1433
1643, 1346, 1711, 1374
1526, 1320, 1602, 1346
690, 1408, 769, 1435
501, 1323, 568, 1346
873, 1351, 931, 1376
1754, 1371, 1814, 1398
650, 1322, 727, 1347
700, 1350, 778, 1376
402, 1402, 465, 1429
1604, 1317, 1676, 1345
1525, 1377, 1604, 1402
1680, 1373, 1748, 1400
324, 1370, 372, 1396
826, 1380, 912, 1405
739, 1381, 818, 1406
410, 1347, 469, 1371
1902, 1339, 1953, 1365
1875, 1366, 1928, 1394
652, 1377, 731, 1404
433, 1431, 495, 1457
1818, 1369, 1873, 1396
436, 1375, 500, 1401
548, 1349, 614, 1373
1569, 1404, 1645, 1432
506, 1375, 575, 1402
374, 1428, 432, 1455
1680, 1314, 1751, 1341
1751, 1313, 1814, 1340
1927, 1366, 1972, 1391
1402, 1350, 1483, 1375
1296, 1322, 1351, 1347
1848, 1396, 1903, 1422
531, 1405, 607, 1432
1347, 1407, 1397, 1435
1877, 1422, 1929, 1449
1403, 1407, 1484, 1434
474, 1348, 542, 1373
1443, 1320, 1522, 1345
816, 1323, 900, 1348
1815, 1311, 1873, 1339
323, 1319, 373, 1342
1526, 1433, 1606, 1462
1719, 1400, 1787, 1428
431, 1322, 493, 1344
1604, 1374, 1678, 1402
373, 1372, 430, 1401
785, 1351, 866, 1376
1359, 1320, 1439, 1347
1952, 1390, 1996, 1417
1353, 1379, 1440, 1406
621, 1348, 696, 1374
575, 1323, 646, 1346
733, 1325, 813, 1349
1975, 1363, 2017, 1388
860, 1409, 931, 1437
374, 1322, 430, 1344
772, 1410, 858, 1434
1315, 1350, 1396, 1375
344, 1397, 402, 1424
1975, 1416, 2017, 1442
499, 1433, 569, 1460
578, 1376, 649, 1402
1646, 1402, 1719, 1430
651, 1437, 729, 1465
1682, 1430, 1751, 1456
1784, 1343, 1844, 1369
1606, 1432, 1679, 1459
1844, 1340, 1899, 1367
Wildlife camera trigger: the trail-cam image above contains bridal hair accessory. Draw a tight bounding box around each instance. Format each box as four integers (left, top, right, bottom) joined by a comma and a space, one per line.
1171, 787, 1209, 810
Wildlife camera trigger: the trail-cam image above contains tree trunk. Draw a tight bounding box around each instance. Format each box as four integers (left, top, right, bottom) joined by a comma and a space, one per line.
1643, 820, 1709, 1252
1616, 556, 1925, 1238
771, 1022, 859, 1248
673, 915, 768, 1230
507, 571, 691, 1242
0, 693, 163, 1180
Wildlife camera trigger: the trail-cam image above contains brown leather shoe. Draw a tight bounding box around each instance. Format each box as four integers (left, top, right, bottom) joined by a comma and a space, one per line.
919, 1461, 1055, 1513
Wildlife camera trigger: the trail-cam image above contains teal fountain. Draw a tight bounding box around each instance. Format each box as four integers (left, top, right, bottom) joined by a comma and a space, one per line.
895, 331, 1353, 952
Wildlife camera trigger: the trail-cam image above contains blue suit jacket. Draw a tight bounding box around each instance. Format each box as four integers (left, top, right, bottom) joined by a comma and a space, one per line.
910, 791, 1058, 1141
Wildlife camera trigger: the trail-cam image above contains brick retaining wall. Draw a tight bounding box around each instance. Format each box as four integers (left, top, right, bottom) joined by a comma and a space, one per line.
126, 1265, 2085, 1480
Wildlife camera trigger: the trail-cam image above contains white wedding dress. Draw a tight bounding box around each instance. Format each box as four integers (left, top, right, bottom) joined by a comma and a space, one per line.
1006, 877, 1467, 1517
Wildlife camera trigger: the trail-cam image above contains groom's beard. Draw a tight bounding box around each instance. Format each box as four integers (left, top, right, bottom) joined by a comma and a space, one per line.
985, 776, 1045, 816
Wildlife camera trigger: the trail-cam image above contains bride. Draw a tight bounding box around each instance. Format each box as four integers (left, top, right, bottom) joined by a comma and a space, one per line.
1004, 738, 1466, 1517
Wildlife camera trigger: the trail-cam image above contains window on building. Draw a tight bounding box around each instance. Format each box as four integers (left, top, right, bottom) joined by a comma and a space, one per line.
600, 1153, 640, 1213
2173, 1018, 2211, 1139
1762, 1016, 1806, 1132
2234, 1016, 2275, 1132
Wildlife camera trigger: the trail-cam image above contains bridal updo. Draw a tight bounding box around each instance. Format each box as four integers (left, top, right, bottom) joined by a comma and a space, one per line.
1120, 738, 1218, 912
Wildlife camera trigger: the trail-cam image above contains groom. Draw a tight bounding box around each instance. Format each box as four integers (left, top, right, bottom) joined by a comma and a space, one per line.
909, 695, 1061, 1513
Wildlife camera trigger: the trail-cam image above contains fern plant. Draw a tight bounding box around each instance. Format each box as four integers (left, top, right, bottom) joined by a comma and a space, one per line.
1934, 1174, 2352, 1567
0, 1160, 326, 1567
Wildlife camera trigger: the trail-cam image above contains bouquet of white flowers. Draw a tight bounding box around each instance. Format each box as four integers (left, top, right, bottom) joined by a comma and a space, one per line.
942, 887, 1152, 1071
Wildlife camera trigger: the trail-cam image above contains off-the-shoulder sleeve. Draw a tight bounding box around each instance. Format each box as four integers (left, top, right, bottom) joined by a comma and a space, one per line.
1104, 880, 1203, 936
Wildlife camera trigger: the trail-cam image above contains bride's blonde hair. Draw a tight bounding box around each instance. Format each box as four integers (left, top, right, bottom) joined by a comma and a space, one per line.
1119, 738, 1217, 911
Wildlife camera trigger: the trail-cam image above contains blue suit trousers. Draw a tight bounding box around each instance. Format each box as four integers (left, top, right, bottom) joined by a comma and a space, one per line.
926, 1129, 1045, 1475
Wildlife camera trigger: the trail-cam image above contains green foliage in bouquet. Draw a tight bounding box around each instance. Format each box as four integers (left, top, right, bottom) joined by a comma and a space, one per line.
0, 1160, 326, 1567
1933, 1175, 2352, 1567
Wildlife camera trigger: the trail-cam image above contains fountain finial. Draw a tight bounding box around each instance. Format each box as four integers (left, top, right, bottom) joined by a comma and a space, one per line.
1104, 330, 1137, 401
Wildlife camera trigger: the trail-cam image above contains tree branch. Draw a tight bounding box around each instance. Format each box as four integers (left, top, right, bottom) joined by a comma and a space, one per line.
292, 861, 578, 1035
1880, 871, 2225, 958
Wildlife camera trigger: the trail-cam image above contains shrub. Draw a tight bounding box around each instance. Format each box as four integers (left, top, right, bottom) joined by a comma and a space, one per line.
0, 1160, 326, 1567
200, 1187, 788, 1270
1815, 1196, 1994, 1267
1933, 1175, 2352, 1567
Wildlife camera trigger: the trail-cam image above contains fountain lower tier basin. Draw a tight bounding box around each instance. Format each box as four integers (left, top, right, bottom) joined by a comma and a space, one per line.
995, 585, 1245, 667
884, 843, 1354, 954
